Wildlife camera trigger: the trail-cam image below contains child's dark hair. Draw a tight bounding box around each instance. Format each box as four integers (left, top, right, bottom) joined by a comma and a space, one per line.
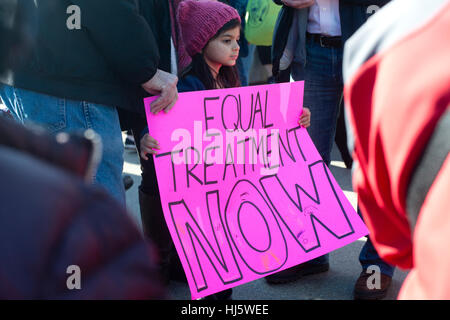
182, 19, 241, 90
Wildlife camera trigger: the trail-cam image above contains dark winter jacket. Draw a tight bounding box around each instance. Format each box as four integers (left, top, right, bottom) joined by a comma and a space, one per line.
177, 75, 206, 93
118, 0, 172, 130
3, 0, 161, 113
0, 117, 166, 299
271, 0, 390, 79
0, 0, 35, 79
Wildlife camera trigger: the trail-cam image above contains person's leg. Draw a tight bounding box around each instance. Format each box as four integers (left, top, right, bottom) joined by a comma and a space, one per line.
302, 42, 343, 166
0, 84, 125, 204
266, 42, 342, 284
356, 206, 395, 277
131, 122, 186, 284
299, 39, 343, 264
354, 236, 395, 299
334, 98, 353, 169
359, 236, 395, 277
79, 101, 125, 204
354, 205, 394, 299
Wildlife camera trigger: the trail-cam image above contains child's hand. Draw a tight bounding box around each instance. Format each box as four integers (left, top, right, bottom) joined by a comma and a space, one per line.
298, 107, 311, 128
140, 133, 160, 160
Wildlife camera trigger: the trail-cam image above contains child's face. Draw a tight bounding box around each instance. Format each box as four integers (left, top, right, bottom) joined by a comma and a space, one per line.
203, 25, 240, 71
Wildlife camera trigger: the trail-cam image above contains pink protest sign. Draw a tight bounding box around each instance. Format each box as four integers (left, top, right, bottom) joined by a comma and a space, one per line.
144, 81, 368, 300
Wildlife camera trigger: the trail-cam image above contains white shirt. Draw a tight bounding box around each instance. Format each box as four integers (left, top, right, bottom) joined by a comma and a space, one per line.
307, 0, 342, 36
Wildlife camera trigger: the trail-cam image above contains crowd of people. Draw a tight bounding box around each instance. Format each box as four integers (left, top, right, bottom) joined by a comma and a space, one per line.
0, 0, 448, 300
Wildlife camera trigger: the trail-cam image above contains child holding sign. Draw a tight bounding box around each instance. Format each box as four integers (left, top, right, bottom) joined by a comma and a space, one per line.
141, 0, 311, 158
140, 0, 310, 299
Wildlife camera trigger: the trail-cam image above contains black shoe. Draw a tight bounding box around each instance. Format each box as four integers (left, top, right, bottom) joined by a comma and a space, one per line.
122, 174, 134, 191
342, 153, 353, 169
265, 261, 329, 284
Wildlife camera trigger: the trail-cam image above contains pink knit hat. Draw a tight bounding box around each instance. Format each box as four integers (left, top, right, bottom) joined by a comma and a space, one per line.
177, 0, 241, 57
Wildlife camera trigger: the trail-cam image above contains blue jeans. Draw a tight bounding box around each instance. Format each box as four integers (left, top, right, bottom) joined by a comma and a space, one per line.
237, 44, 256, 86
292, 37, 343, 166
291, 38, 343, 265
0, 85, 125, 205
357, 207, 395, 277
359, 236, 395, 277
